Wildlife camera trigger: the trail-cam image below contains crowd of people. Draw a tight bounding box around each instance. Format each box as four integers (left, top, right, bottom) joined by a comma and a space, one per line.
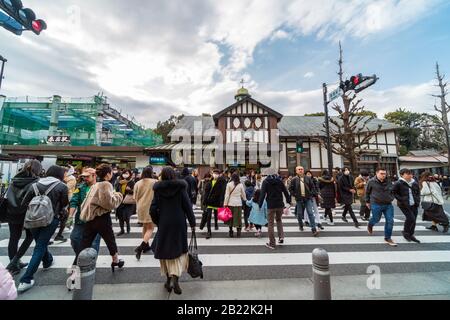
1, 161, 449, 296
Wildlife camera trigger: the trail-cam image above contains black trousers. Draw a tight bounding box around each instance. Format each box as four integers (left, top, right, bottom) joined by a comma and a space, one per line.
244, 205, 252, 228
8, 222, 33, 261
343, 204, 358, 223
324, 208, 334, 223
206, 208, 218, 233
400, 205, 418, 237
80, 214, 118, 257
56, 213, 68, 238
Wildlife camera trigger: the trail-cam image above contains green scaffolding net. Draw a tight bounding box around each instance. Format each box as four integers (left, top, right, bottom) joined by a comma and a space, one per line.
0, 95, 163, 147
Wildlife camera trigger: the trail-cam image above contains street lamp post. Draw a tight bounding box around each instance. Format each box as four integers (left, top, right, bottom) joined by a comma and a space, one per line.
323, 83, 334, 174
0, 55, 7, 92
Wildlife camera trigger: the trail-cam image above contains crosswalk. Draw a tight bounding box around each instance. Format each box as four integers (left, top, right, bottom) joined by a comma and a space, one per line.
1, 207, 450, 285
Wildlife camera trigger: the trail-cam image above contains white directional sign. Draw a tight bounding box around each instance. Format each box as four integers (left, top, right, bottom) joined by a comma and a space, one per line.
328, 88, 343, 102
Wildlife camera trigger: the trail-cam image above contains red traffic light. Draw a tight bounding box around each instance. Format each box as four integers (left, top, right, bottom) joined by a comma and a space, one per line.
31, 19, 46, 34
351, 74, 362, 85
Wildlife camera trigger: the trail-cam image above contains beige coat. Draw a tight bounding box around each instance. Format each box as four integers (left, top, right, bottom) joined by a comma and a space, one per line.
133, 178, 158, 224
80, 181, 123, 222
224, 182, 246, 207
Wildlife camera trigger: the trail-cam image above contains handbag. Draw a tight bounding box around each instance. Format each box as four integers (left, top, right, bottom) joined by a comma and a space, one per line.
122, 194, 136, 205
421, 182, 438, 211
187, 231, 203, 279
217, 185, 237, 223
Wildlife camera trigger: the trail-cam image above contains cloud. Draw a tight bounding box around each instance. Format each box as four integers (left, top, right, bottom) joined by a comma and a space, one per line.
304, 72, 315, 79
0, 0, 445, 128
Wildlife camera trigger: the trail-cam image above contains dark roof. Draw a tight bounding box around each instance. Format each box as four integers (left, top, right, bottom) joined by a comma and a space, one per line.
278, 116, 399, 137
212, 96, 283, 120
168, 116, 215, 137
409, 150, 441, 157
169, 115, 399, 138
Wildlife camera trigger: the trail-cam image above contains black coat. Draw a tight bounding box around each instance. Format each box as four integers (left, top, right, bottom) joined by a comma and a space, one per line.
183, 175, 198, 202
5, 171, 40, 225
337, 175, 355, 205
21, 178, 69, 221
393, 179, 420, 208
203, 176, 227, 208
150, 179, 196, 260
318, 176, 336, 209
289, 175, 317, 200
259, 175, 291, 210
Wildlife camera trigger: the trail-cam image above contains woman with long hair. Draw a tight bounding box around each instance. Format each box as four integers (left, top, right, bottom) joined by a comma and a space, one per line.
114, 169, 136, 236
150, 167, 196, 295
5, 160, 42, 276
318, 170, 336, 226
224, 173, 247, 238
420, 171, 449, 233
337, 167, 360, 228
133, 166, 158, 260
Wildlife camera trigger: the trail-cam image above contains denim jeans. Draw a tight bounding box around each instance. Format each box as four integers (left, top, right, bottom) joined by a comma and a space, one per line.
20, 218, 60, 284
70, 223, 101, 257
295, 198, 316, 231
369, 203, 395, 240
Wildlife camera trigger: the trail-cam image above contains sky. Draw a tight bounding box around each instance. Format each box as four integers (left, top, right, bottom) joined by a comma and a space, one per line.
1, 0, 450, 128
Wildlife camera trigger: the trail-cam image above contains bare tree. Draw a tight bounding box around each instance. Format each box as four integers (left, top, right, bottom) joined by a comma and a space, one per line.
326, 42, 382, 174
432, 62, 450, 172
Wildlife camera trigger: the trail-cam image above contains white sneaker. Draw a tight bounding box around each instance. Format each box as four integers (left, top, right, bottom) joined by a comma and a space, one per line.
18, 280, 35, 293
327, 221, 335, 226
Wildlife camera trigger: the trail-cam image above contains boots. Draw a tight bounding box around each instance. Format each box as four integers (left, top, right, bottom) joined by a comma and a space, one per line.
6, 259, 21, 276
237, 228, 242, 238
229, 227, 234, 238
126, 223, 131, 234
142, 242, 152, 253
171, 276, 182, 295
134, 241, 147, 260
164, 274, 172, 292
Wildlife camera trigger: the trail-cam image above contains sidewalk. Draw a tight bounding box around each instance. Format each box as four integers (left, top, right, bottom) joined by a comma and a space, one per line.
17, 271, 450, 300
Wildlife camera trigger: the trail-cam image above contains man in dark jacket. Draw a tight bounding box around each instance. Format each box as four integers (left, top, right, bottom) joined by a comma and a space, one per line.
393, 168, 421, 243
202, 169, 227, 239
259, 169, 291, 249
181, 167, 198, 206
5, 160, 42, 275
289, 166, 319, 236
18, 165, 69, 293
366, 168, 397, 247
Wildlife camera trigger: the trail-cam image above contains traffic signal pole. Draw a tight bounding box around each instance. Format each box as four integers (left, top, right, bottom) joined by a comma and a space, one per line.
0, 55, 6, 92
323, 83, 334, 175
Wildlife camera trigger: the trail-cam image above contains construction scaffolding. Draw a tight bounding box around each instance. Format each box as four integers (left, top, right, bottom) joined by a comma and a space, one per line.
0, 95, 163, 147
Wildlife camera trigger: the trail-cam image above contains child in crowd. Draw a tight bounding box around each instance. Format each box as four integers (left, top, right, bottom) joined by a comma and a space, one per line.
246, 189, 268, 237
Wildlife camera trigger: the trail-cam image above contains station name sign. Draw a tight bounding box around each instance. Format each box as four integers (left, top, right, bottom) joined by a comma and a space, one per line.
47, 135, 71, 143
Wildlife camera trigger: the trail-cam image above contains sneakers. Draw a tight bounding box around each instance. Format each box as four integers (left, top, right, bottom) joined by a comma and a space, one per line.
244, 227, 250, 232
265, 243, 276, 250
327, 221, 335, 226
385, 239, 398, 247
367, 225, 374, 235
18, 280, 35, 293
318, 224, 325, 230
254, 231, 262, 238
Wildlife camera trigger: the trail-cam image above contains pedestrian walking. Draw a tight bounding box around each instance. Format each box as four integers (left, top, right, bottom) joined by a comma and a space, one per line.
420, 172, 449, 233
259, 168, 291, 249
304, 171, 324, 230
318, 170, 336, 225
224, 173, 247, 238
78, 164, 124, 272
5, 160, 42, 276
243, 180, 255, 232
289, 166, 319, 236
133, 166, 158, 260
150, 167, 196, 295
393, 168, 421, 243
246, 189, 268, 237
53, 166, 77, 243
355, 171, 371, 221
115, 169, 136, 236
68, 168, 101, 260
366, 168, 397, 247
181, 167, 198, 206
198, 173, 211, 213
338, 168, 360, 228
201, 169, 227, 239
17, 165, 69, 293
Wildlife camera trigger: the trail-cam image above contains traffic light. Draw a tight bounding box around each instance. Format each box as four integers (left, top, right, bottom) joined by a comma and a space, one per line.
296, 140, 304, 153
340, 74, 378, 93
0, 0, 46, 35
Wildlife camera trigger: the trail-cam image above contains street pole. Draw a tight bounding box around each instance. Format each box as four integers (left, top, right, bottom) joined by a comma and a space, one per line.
0, 55, 7, 92
323, 83, 333, 174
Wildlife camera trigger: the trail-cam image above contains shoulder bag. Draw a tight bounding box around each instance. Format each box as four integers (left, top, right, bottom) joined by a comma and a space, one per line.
187, 230, 203, 279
